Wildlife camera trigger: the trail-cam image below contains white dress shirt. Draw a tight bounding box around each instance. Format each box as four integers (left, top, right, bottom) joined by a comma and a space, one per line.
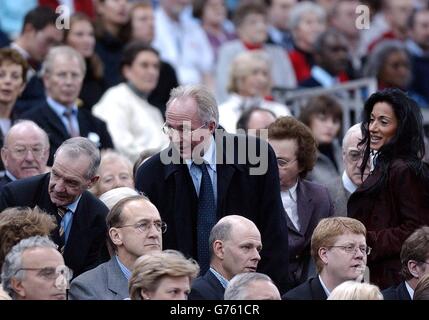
281, 180, 299, 231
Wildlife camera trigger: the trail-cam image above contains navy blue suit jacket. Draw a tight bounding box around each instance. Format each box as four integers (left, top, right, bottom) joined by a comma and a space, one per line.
189, 269, 225, 300
20, 100, 114, 165
0, 173, 109, 277
282, 276, 327, 300
382, 281, 412, 300
135, 132, 290, 293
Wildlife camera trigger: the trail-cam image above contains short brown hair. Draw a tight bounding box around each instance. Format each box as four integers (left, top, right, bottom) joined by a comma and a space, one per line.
311, 217, 366, 273
299, 95, 343, 135
400, 226, 429, 280
0, 206, 56, 269
0, 48, 28, 83
233, 1, 267, 28
129, 250, 200, 300
268, 116, 318, 178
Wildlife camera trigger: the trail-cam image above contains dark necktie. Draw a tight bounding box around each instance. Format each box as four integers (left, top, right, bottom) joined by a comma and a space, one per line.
63, 110, 79, 137
195, 163, 217, 274
57, 206, 67, 254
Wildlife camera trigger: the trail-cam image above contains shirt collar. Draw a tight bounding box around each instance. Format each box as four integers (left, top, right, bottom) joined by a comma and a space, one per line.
342, 171, 358, 193
287, 180, 298, 202
318, 275, 331, 297
405, 39, 425, 57
65, 195, 81, 214
311, 65, 337, 88
209, 267, 229, 289
10, 43, 31, 60
115, 255, 132, 281
47, 96, 78, 118
186, 135, 217, 172
405, 281, 415, 300
5, 171, 17, 182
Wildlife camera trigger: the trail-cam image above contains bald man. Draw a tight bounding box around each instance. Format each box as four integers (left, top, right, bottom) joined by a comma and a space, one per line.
0, 120, 49, 188
188, 215, 262, 300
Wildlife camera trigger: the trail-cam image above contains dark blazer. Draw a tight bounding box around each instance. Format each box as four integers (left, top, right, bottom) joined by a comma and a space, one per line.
287, 179, 334, 288
282, 276, 327, 300
69, 257, 129, 300
299, 76, 322, 88
0, 173, 109, 277
348, 159, 429, 289
382, 281, 412, 300
0, 174, 12, 189
188, 269, 225, 300
135, 133, 290, 293
20, 100, 114, 165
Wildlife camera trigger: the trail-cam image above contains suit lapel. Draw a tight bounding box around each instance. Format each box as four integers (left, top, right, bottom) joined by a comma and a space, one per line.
296, 180, 314, 236
107, 257, 129, 298
42, 103, 70, 139
311, 276, 328, 300
77, 110, 89, 138
216, 164, 235, 218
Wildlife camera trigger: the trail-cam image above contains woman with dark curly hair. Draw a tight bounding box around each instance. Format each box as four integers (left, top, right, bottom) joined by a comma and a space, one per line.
348, 88, 429, 289
268, 116, 334, 289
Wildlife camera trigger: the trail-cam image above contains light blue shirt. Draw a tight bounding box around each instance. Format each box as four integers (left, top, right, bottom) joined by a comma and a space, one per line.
186, 136, 217, 203
4, 170, 17, 182
210, 267, 229, 289
311, 66, 338, 88
115, 255, 132, 281
47, 96, 80, 136
62, 195, 81, 244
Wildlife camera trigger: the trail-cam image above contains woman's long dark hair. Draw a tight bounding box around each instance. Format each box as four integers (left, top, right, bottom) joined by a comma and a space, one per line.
359, 88, 428, 192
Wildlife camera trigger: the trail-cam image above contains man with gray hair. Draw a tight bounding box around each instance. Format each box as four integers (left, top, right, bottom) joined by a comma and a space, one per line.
0, 137, 109, 277
224, 272, 281, 300
189, 215, 262, 300
0, 120, 50, 188
135, 84, 290, 293
325, 123, 370, 216
1, 236, 72, 300
19, 45, 113, 166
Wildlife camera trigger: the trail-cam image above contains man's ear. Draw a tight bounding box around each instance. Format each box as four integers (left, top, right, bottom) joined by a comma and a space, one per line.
140, 288, 151, 300
407, 260, 420, 279
87, 175, 99, 189
213, 240, 224, 259
10, 277, 25, 299
319, 247, 329, 265
1, 147, 8, 165
109, 228, 123, 247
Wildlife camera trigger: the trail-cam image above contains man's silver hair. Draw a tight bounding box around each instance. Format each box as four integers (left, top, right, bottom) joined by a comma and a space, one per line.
342, 123, 362, 152
224, 272, 274, 300
55, 137, 101, 179
288, 1, 326, 31
166, 85, 219, 127
1, 236, 58, 298
41, 45, 86, 76
4, 120, 50, 149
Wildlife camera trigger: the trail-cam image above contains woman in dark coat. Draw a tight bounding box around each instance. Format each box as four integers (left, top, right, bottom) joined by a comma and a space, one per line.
348, 88, 429, 289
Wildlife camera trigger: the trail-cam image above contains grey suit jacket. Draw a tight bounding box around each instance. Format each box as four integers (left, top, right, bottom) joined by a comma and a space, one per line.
324, 175, 351, 217
68, 257, 129, 300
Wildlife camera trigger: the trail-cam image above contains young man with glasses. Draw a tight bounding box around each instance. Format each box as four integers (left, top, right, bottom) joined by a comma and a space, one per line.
383, 226, 429, 300
69, 195, 164, 300
268, 116, 334, 289
283, 217, 369, 300
1, 236, 72, 300
0, 120, 49, 188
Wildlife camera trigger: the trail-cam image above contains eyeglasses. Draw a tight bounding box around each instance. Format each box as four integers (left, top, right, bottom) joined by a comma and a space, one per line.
118, 220, 167, 234
162, 122, 207, 136
328, 244, 372, 256
5, 145, 45, 159
15, 265, 73, 281
276, 158, 297, 168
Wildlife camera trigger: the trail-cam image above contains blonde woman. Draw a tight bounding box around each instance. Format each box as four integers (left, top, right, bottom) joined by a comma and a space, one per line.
129, 250, 200, 300
328, 281, 383, 300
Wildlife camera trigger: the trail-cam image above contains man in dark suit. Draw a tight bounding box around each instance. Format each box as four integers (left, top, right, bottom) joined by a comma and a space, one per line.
69, 195, 163, 300
283, 217, 368, 300
0, 120, 50, 189
0, 137, 109, 277
135, 84, 290, 293
268, 116, 334, 288
383, 226, 429, 300
19, 45, 113, 166
189, 215, 262, 300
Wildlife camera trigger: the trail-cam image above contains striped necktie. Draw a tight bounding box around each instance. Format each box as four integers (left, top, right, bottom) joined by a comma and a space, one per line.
57, 206, 67, 254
